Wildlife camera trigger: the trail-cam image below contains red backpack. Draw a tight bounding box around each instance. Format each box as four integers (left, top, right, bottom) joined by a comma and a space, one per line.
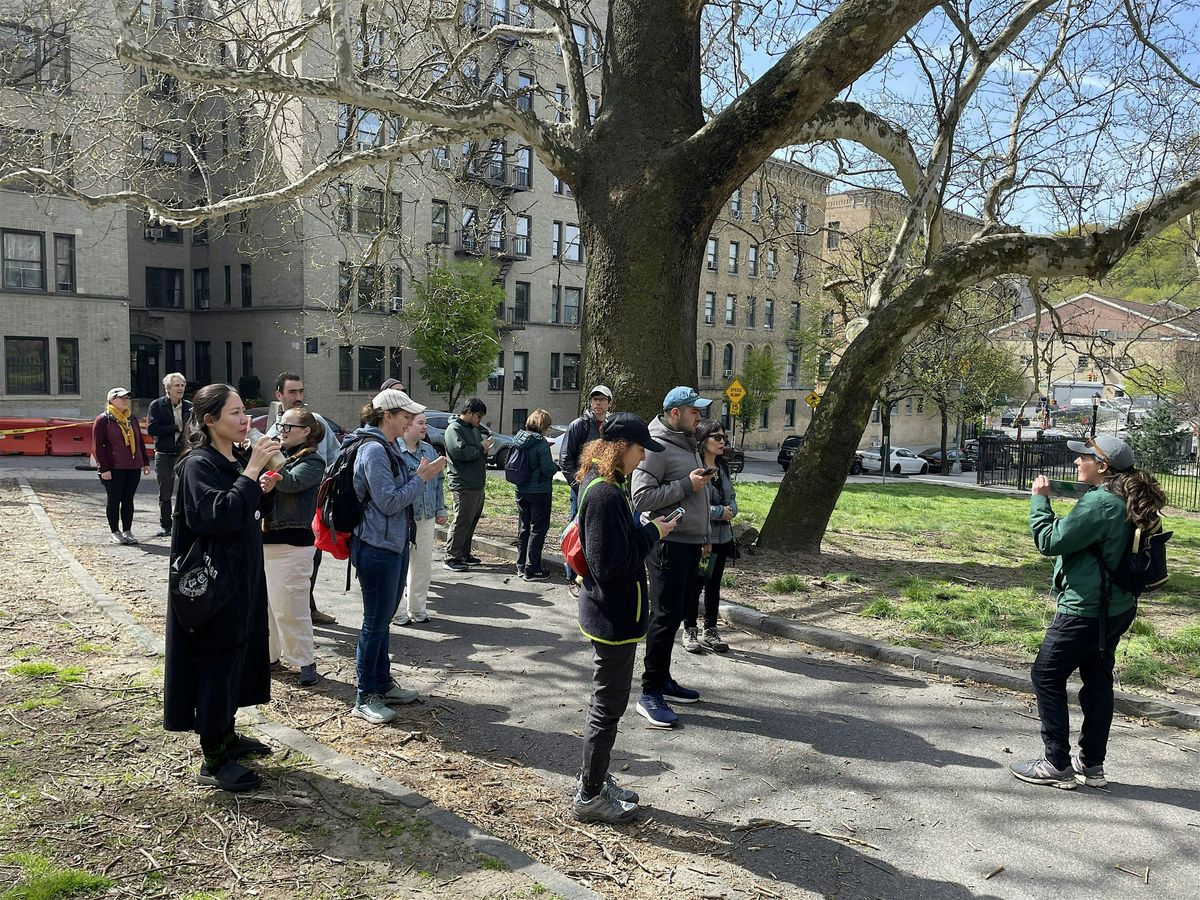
559, 478, 603, 578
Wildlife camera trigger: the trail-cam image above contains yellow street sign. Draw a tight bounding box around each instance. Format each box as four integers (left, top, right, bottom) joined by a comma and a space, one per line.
729, 400, 741, 417
725, 379, 746, 403
805, 390, 821, 408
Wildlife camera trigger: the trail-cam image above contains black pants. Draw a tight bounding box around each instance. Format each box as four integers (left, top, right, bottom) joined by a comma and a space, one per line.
1031, 607, 1137, 769
684, 541, 731, 630
309, 548, 322, 611
199, 720, 237, 768
641, 541, 703, 694
102, 468, 141, 532
579, 640, 638, 797
516, 493, 551, 572
155, 452, 177, 531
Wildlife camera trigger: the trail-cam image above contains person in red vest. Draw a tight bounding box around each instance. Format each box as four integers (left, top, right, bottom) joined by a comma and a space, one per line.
93, 387, 150, 544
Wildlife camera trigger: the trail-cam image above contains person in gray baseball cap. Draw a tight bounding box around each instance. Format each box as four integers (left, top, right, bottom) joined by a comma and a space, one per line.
1012, 433, 1166, 790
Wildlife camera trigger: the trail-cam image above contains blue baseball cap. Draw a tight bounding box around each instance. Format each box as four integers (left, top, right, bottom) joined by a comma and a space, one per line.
663, 386, 714, 411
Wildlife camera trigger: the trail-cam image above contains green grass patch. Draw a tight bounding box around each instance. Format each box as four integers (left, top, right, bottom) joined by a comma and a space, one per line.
7, 662, 84, 683
73, 643, 110, 654
824, 572, 863, 584
11, 695, 63, 712
480, 855, 510, 871
720, 573, 739, 588
0, 852, 112, 900
763, 574, 810, 594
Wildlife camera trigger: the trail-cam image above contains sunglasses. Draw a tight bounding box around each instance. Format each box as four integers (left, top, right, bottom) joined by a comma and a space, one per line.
1082, 438, 1109, 464
709, 434, 727, 442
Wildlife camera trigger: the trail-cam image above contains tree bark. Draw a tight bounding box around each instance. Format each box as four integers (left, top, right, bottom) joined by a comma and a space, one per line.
939, 408, 949, 476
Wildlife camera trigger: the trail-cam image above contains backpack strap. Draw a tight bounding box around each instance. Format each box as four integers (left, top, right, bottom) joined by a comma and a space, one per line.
1088, 542, 1120, 652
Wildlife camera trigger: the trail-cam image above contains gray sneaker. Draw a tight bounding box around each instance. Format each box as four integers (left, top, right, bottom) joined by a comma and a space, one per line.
120, 530, 139, 545
682, 627, 704, 654
572, 784, 639, 824
700, 627, 729, 653
1010, 757, 1076, 789
353, 694, 397, 725
1071, 752, 1107, 787
384, 679, 419, 705
110, 532, 125, 545
604, 773, 639, 804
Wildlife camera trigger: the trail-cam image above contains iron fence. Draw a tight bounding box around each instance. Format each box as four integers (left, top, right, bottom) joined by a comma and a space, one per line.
976, 436, 1200, 511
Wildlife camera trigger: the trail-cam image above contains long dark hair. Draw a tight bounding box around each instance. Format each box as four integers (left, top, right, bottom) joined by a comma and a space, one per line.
179, 383, 239, 462
694, 417, 730, 478
1105, 469, 1167, 531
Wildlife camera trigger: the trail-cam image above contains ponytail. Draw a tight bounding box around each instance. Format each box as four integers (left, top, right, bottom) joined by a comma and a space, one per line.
1105, 469, 1167, 531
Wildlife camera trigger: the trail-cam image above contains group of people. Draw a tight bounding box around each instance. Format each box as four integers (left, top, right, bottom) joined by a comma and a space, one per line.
96, 367, 1165, 822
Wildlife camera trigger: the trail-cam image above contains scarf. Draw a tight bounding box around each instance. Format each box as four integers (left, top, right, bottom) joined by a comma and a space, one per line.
106, 403, 137, 457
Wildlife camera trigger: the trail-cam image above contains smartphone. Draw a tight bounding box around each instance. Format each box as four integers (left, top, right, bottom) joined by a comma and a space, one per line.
701, 466, 718, 477
663, 507, 685, 523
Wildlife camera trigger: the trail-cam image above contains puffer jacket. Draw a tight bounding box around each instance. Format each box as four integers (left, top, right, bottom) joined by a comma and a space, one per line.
630, 415, 711, 545
511, 429, 555, 494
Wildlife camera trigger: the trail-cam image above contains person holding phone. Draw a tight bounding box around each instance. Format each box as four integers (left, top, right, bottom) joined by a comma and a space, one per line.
681, 418, 738, 654
572, 412, 676, 823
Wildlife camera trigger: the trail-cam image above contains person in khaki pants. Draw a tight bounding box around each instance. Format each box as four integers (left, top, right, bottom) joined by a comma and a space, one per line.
396, 412, 447, 624
443, 398, 493, 571
261, 408, 327, 686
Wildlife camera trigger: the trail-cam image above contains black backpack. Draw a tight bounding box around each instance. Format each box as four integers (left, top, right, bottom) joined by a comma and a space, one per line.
315, 434, 398, 544
1091, 521, 1171, 649
504, 443, 533, 484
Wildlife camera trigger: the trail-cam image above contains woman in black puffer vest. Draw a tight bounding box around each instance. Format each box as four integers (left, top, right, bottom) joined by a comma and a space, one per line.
571, 413, 677, 825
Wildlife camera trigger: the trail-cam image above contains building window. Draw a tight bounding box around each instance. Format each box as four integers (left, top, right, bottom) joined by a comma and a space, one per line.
4, 336, 49, 394
514, 281, 530, 322
760, 404, 769, 429
555, 83, 568, 123
751, 190, 761, 220
358, 346, 384, 390
764, 299, 774, 330
564, 223, 582, 262
730, 188, 741, 217
166, 340, 186, 376
193, 268, 209, 309
706, 237, 718, 271
56, 337, 78, 394
562, 353, 580, 390
192, 219, 208, 244
0, 24, 70, 89
785, 399, 796, 428
703, 292, 716, 325
905, 397, 913, 415
722, 344, 734, 376
791, 302, 801, 326
241, 341, 253, 377
766, 247, 777, 278
513, 351, 528, 391
358, 187, 383, 233
224, 341, 232, 382
551, 284, 560, 323
143, 214, 183, 243
552, 221, 562, 258
516, 72, 534, 111
514, 215, 531, 256
818, 352, 832, 379
871, 402, 880, 424
53, 235, 74, 292
356, 265, 380, 308
795, 203, 808, 232
826, 221, 840, 249
701, 343, 713, 379
432, 199, 449, 243
728, 241, 739, 274
223, 265, 231, 305
725, 294, 736, 326
748, 244, 758, 277
240, 263, 252, 307
338, 345, 353, 391
563, 286, 582, 325
146, 267, 183, 308
195, 341, 211, 384
787, 349, 799, 385
747, 297, 756, 329
2, 230, 45, 290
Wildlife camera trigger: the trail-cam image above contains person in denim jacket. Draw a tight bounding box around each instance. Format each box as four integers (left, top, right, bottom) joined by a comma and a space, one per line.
396, 412, 447, 625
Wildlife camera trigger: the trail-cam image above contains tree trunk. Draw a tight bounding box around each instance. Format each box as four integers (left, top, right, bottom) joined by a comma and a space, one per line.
939, 408, 949, 476
880, 406, 892, 474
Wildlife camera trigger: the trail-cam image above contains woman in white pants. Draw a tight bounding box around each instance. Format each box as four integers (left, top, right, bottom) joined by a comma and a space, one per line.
396, 413, 446, 624
262, 408, 326, 685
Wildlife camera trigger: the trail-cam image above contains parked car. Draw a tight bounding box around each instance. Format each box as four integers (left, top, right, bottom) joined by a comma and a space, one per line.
723, 443, 745, 474
777, 435, 804, 471
856, 446, 929, 475
423, 410, 514, 467
917, 447, 977, 473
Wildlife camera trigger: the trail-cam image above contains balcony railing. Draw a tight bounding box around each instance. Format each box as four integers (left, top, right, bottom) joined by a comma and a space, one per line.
456, 231, 517, 259
498, 306, 527, 330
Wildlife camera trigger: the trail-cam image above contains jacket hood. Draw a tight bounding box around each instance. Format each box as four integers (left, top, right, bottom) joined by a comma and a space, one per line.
648, 414, 698, 453
515, 429, 551, 449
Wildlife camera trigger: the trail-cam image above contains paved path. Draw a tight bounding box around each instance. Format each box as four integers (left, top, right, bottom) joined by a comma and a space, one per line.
8, 458, 1200, 898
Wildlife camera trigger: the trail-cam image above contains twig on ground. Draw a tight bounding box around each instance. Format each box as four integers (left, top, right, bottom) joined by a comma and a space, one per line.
984, 865, 1005, 879
812, 829, 881, 851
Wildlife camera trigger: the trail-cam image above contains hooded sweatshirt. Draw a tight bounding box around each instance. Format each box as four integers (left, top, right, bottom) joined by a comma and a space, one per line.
630, 415, 711, 545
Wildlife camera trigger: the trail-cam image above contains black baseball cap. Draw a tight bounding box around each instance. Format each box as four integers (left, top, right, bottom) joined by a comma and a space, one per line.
600, 412, 663, 451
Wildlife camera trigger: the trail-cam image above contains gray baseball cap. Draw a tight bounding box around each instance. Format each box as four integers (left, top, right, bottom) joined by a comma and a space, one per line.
1067, 434, 1135, 472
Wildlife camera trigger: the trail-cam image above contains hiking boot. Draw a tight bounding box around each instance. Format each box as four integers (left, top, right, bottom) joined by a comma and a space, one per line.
636, 693, 678, 728
197, 759, 261, 792
464, 555, 482, 566
662, 678, 700, 704
353, 694, 397, 724
384, 679, 419, 705
572, 784, 639, 824
524, 569, 551, 581
605, 773, 639, 804
1071, 752, 1107, 788
297, 664, 319, 686
1010, 757, 1076, 789
443, 558, 469, 572
700, 627, 729, 653
311, 608, 337, 625
120, 530, 139, 545
681, 627, 704, 654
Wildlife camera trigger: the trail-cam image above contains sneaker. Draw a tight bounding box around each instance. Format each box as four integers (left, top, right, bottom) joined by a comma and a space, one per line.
384, 679, 419, 705
311, 608, 337, 625
1071, 752, 1107, 788
572, 784, 639, 824
411, 613, 430, 624
297, 664, 319, 686
197, 759, 261, 792
110, 532, 125, 545
443, 559, 469, 572
515, 564, 525, 578
1009, 757, 1076, 789
681, 627, 704, 654
352, 694, 397, 724
636, 693, 678, 728
464, 555, 482, 566
524, 569, 551, 581
662, 678, 700, 704
605, 773, 639, 804
567, 582, 581, 600
700, 627, 729, 653
228, 733, 272, 759
394, 613, 411, 626
152, 527, 172, 538
120, 530, 139, 545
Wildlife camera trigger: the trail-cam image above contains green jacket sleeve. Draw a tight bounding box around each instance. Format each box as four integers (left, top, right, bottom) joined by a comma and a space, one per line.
1030, 492, 1106, 557
445, 422, 482, 463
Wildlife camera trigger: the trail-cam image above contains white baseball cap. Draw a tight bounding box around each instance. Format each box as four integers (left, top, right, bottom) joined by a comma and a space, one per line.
372, 389, 425, 414
107, 387, 132, 402
589, 384, 613, 400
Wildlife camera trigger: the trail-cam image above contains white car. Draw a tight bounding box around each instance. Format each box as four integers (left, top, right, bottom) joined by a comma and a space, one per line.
857, 446, 929, 475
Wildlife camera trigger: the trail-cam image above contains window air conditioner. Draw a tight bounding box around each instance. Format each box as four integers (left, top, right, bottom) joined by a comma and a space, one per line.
551, 377, 562, 390
731, 210, 742, 220
723, 369, 733, 377
435, 156, 452, 170
147, 227, 164, 239
390, 297, 404, 312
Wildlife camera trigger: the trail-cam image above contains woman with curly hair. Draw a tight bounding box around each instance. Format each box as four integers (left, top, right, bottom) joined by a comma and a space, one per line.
1012, 434, 1167, 790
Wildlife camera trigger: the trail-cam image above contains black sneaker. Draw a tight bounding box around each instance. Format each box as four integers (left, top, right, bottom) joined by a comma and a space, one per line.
1010, 757, 1076, 789
443, 559, 469, 572
197, 760, 261, 792
635, 693, 678, 728
524, 569, 551, 581
228, 733, 272, 759
662, 678, 700, 704
297, 664, 319, 686
464, 555, 482, 565
681, 627, 704, 654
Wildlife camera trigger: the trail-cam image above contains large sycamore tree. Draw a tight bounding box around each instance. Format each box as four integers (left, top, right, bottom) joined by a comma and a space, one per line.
4, 0, 1199, 553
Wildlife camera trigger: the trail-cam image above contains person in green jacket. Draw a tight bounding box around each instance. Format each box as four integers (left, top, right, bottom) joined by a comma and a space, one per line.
443, 397, 494, 572
1012, 434, 1166, 790
511, 409, 556, 580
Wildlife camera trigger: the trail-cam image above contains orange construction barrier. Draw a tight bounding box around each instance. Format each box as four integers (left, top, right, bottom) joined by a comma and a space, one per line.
141, 419, 156, 460
0, 418, 51, 456
47, 418, 93, 457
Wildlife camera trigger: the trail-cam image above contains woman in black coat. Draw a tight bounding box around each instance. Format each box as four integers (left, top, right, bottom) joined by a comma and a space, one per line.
164, 383, 283, 792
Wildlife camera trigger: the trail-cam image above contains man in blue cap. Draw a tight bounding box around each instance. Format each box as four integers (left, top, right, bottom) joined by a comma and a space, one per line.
630, 386, 716, 728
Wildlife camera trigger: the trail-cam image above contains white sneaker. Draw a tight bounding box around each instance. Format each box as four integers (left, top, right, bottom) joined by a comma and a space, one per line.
352, 694, 397, 724
110, 532, 125, 545
394, 613, 411, 626
120, 530, 139, 545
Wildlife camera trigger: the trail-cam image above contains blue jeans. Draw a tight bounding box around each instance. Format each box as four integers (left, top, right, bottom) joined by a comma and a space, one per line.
352, 539, 408, 704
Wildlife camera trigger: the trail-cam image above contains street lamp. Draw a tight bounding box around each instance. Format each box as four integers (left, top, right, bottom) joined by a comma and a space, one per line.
1091, 392, 1101, 438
